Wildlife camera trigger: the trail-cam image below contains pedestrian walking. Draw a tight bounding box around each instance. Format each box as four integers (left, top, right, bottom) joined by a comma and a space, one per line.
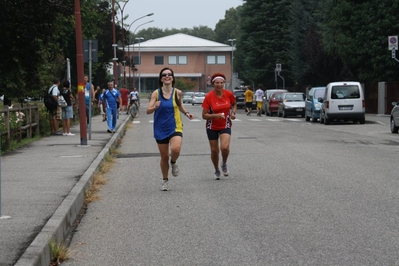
201, 72, 237, 180
255, 87, 265, 116
103, 81, 121, 133
83, 74, 95, 127
146, 67, 194, 191
98, 88, 107, 122
244, 85, 254, 115
48, 78, 62, 136
60, 80, 75, 135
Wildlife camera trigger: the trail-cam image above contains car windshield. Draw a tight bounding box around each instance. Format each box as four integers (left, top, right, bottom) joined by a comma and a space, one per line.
314, 89, 325, 99
272, 94, 283, 100
234, 91, 244, 96
194, 92, 205, 97
183, 93, 193, 97
331, 85, 360, 99
285, 94, 305, 101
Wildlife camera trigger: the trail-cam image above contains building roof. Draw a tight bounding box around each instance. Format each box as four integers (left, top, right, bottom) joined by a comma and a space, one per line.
124, 33, 235, 52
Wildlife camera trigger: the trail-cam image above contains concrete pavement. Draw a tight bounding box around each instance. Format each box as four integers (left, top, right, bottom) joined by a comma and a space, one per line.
0, 112, 130, 266
0, 111, 391, 266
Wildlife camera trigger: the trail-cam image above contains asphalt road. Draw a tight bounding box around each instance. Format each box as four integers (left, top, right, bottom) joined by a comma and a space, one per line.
64, 106, 399, 266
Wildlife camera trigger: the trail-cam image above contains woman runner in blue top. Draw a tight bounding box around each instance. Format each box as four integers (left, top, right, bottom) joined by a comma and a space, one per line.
147, 67, 194, 191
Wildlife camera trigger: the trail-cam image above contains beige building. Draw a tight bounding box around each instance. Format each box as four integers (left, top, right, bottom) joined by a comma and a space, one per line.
120, 33, 238, 93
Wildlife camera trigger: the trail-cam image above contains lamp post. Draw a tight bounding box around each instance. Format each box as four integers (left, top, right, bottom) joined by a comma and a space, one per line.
228, 38, 236, 90
125, 13, 154, 89
114, 0, 130, 87
127, 19, 154, 89
136, 37, 144, 94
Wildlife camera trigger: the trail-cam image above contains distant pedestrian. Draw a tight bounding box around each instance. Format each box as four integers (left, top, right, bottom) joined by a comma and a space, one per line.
255, 87, 264, 116
48, 78, 62, 136
244, 85, 254, 115
60, 80, 75, 136
103, 81, 121, 133
119, 87, 129, 114
146, 67, 194, 191
98, 88, 107, 122
202, 72, 237, 180
83, 74, 95, 127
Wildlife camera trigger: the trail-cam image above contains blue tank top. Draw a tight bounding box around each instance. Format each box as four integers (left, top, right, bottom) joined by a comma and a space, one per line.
153, 88, 183, 140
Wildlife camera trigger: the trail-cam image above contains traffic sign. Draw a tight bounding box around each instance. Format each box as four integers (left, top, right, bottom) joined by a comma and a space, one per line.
276, 64, 282, 72
388, 36, 398, 50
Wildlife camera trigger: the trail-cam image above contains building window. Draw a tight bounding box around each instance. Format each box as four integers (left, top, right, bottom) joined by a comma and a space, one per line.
154, 55, 164, 65
207, 55, 226, 65
133, 55, 141, 65
168, 55, 187, 65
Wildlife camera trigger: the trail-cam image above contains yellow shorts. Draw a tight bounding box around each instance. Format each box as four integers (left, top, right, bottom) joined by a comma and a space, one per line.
256, 102, 263, 109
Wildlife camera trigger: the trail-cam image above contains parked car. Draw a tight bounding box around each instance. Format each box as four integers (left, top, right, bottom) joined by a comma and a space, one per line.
264, 89, 288, 102
320, 81, 365, 125
390, 101, 399, 133
233, 90, 245, 108
277, 92, 306, 118
192, 92, 206, 105
182, 92, 194, 103
305, 86, 326, 122
263, 91, 286, 116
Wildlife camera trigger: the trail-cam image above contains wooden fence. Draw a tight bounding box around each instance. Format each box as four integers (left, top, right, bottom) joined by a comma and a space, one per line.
1, 104, 40, 149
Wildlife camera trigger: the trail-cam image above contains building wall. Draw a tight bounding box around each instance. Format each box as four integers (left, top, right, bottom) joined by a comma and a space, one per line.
125, 50, 232, 92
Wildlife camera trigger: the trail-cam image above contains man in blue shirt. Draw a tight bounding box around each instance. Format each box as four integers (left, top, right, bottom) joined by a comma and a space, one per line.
103, 81, 121, 133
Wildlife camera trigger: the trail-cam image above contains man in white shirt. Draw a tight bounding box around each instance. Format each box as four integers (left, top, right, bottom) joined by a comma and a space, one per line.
255, 87, 265, 116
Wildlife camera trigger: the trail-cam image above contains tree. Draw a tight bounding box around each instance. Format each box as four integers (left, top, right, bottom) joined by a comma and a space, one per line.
214, 7, 242, 44
234, 0, 293, 89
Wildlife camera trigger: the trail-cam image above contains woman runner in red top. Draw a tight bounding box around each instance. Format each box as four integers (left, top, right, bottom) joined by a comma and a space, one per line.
202, 72, 237, 180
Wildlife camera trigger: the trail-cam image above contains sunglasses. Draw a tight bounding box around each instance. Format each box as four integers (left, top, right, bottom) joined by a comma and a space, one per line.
161, 73, 173, 77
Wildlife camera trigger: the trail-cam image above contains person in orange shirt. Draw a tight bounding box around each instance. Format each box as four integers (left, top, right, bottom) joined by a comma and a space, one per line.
244, 85, 254, 115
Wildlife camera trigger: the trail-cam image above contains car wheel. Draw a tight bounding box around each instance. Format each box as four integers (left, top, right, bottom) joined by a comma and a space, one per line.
283, 110, 287, 118
320, 113, 324, 124
311, 111, 318, 122
305, 115, 310, 121
391, 117, 398, 133
324, 116, 330, 125
359, 117, 365, 124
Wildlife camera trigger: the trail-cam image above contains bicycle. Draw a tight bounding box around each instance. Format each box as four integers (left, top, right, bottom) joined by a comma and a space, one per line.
128, 101, 139, 118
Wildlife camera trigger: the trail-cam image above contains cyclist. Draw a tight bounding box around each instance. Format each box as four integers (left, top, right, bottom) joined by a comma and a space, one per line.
127, 87, 140, 114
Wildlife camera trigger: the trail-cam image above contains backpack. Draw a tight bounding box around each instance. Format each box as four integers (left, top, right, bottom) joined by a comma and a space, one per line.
44, 86, 58, 111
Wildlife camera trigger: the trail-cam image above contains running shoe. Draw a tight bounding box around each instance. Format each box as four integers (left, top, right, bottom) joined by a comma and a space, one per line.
215, 170, 221, 180
67, 132, 75, 136
162, 180, 169, 191
171, 163, 179, 177
107, 129, 112, 133
221, 163, 229, 176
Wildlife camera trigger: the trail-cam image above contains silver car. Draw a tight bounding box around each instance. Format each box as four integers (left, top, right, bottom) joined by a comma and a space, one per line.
192, 92, 206, 105
390, 101, 399, 133
277, 92, 306, 118
182, 92, 194, 103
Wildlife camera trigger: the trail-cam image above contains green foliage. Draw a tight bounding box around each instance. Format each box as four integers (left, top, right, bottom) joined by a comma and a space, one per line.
215, 7, 242, 44
175, 78, 197, 92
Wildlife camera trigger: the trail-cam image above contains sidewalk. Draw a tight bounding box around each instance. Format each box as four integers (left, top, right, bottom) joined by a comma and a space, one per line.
0, 112, 130, 266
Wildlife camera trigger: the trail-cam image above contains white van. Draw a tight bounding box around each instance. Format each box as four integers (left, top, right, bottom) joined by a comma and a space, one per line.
320, 81, 365, 125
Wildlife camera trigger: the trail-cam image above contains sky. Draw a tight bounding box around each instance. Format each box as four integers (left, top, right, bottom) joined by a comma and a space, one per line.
120, 0, 243, 31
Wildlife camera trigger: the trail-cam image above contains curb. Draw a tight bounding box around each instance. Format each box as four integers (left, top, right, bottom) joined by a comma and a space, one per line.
14, 116, 131, 266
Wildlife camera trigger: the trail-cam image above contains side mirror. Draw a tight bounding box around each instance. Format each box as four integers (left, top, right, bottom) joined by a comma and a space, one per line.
392, 101, 398, 106
318, 97, 323, 103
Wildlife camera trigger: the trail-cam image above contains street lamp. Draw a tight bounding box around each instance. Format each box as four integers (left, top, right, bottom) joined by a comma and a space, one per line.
125, 13, 154, 89
114, 0, 130, 87
136, 37, 144, 94
228, 38, 236, 90
127, 19, 154, 89
112, 0, 130, 85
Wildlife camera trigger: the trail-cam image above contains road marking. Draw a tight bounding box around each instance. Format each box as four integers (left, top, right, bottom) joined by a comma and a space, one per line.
132, 121, 141, 124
